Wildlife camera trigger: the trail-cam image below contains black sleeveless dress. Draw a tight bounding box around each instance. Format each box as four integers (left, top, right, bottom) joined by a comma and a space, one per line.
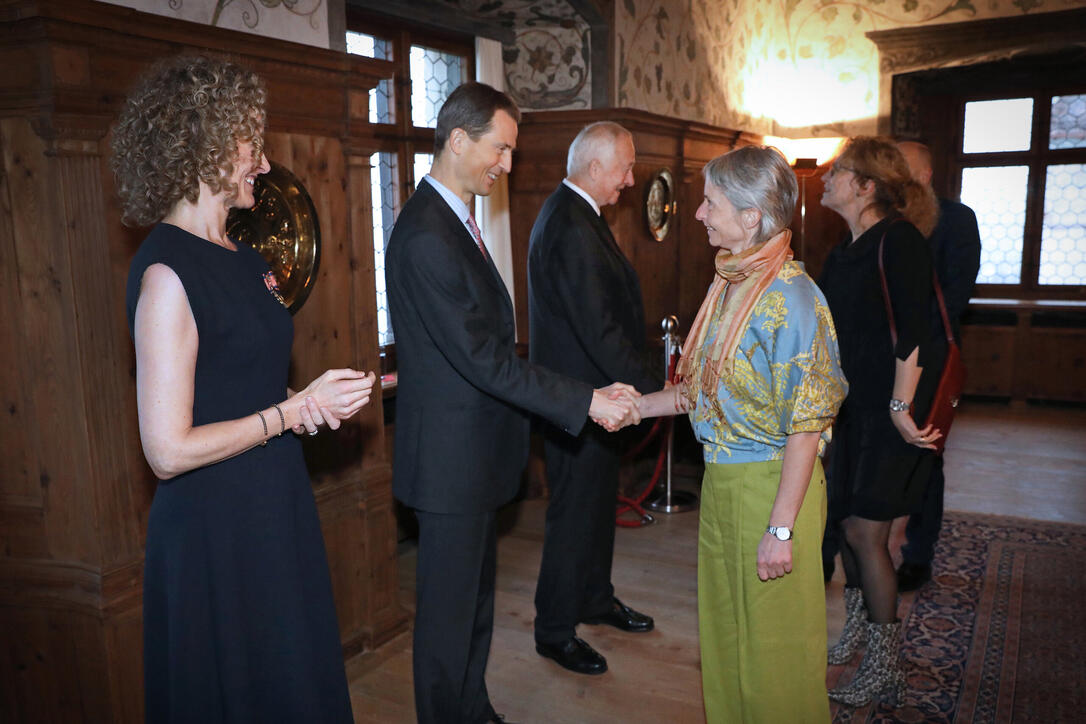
126, 223, 352, 723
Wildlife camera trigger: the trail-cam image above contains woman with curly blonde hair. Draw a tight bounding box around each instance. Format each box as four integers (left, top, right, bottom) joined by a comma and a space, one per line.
115, 55, 372, 722
818, 136, 944, 708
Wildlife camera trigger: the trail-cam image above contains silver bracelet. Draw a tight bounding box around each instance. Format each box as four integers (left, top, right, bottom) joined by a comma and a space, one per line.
888, 398, 911, 412
272, 402, 286, 436
255, 410, 269, 446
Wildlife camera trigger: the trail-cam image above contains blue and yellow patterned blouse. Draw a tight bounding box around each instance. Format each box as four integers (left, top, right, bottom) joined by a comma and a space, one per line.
690, 261, 848, 464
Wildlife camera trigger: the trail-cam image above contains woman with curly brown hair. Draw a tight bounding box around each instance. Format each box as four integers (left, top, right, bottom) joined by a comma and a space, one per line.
817, 137, 944, 708
114, 55, 372, 722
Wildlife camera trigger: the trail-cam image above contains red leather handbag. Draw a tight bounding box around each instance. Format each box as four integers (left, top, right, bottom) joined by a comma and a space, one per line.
878, 235, 966, 455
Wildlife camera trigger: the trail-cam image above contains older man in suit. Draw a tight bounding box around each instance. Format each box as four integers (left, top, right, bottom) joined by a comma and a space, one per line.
528, 122, 664, 676
385, 83, 640, 724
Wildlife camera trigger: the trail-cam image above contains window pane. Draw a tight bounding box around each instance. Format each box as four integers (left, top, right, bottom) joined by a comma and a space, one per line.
413, 153, 433, 191
410, 45, 465, 129
961, 165, 1029, 284
368, 78, 395, 125
1050, 94, 1086, 150
1039, 164, 1086, 285
345, 32, 395, 125
370, 152, 399, 346
345, 31, 391, 60
963, 99, 1033, 153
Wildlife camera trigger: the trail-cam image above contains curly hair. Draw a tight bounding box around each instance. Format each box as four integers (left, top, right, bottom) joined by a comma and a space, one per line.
836, 136, 939, 237
110, 55, 267, 227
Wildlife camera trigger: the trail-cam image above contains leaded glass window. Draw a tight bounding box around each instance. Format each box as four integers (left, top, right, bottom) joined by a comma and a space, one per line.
1049, 94, 1086, 151
961, 166, 1029, 285
1039, 164, 1086, 285
410, 45, 466, 129
370, 152, 399, 346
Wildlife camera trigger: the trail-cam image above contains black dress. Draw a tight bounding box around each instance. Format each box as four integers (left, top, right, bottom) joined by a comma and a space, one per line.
125, 224, 352, 724
818, 216, 946, 522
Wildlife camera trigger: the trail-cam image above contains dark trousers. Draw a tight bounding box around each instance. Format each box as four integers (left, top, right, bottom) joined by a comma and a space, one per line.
901, 454, 946, 567
534, 430, 618, 645
413, 510, 498, 724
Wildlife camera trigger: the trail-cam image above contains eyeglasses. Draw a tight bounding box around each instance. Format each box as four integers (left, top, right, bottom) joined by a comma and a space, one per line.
828, 163, 856, 176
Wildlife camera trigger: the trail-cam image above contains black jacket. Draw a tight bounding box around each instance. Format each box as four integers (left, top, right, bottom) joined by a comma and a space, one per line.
386, 180, 592, 513
527, 183, 660, 397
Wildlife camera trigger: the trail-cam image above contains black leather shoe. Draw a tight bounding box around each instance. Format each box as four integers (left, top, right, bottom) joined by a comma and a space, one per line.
896, 561, 932, 592
581, 597, 654, 633
535, 636, 608, 675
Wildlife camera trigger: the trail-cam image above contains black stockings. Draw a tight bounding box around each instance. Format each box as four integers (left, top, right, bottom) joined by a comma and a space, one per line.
840, 516, 897, 623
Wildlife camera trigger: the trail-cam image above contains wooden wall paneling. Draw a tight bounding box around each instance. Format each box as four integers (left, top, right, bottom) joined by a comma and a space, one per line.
0, 122, 40, 512
1, 2, 406, 721
959, 302, 1086, 403
960, 324, 1016, 396
1023, 326, 1086, 403
789, 166, 848, 282
509, 109, 753, 348
345, 147, 407, 650
676, 162, 717, 336
0, 117, 100, 562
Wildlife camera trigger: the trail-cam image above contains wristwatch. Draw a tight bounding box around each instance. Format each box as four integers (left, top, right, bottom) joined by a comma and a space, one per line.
889, 398, 911, 412
767, 525, 793, 541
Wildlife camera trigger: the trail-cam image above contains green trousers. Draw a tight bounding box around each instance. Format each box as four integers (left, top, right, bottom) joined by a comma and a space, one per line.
698, 459, 829, 724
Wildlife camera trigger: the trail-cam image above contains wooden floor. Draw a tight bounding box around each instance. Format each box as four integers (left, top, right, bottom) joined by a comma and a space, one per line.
346, 400, 1086, 723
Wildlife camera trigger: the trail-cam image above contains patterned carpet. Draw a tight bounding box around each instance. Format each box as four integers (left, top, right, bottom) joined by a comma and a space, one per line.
828, 512, 1086, 723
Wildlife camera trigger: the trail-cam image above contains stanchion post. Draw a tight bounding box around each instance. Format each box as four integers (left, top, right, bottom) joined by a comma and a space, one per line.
646, 315, 699, 514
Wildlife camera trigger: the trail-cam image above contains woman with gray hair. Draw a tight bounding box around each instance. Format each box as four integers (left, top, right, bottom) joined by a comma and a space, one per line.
640, 145, 847, 722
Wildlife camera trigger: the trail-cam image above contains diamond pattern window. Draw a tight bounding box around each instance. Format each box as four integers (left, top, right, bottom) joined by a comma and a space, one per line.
410, 45, 466, 129
370, 151, 399, 346
1049, 94, 1086, 151
1039, 164, 1086, 285
345, 31, 395, 125
961, 166, 1029, 285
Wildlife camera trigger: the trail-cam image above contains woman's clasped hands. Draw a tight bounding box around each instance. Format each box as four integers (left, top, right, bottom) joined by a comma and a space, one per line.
889, 408, 942, 450
291, 368, 376, 436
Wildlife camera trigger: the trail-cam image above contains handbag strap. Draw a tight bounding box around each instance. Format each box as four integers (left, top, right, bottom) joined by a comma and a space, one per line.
876, 222, 955, 349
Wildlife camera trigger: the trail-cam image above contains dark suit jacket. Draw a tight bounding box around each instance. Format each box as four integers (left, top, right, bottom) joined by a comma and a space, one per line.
930, 198, 982, 342
386, 180, 593, 514
527, 183, 661, 398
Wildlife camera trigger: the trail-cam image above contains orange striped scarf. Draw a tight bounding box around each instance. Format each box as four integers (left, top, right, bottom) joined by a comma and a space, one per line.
676, 229, 794, 416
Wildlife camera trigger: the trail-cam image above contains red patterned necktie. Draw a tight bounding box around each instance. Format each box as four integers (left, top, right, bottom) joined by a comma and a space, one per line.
465, 214, 489, 262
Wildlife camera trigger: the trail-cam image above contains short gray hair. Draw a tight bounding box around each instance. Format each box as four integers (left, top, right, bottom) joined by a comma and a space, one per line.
703, 145, 797, 245
567, 121, 632, 177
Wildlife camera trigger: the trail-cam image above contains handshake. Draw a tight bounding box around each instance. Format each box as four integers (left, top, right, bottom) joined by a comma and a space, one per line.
589, 382, 643, 432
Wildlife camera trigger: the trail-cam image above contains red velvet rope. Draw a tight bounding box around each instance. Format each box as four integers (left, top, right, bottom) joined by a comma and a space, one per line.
615, 348, 680, 528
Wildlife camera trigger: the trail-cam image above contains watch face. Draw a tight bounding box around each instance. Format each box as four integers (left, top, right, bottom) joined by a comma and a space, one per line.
774, 527, 790, 541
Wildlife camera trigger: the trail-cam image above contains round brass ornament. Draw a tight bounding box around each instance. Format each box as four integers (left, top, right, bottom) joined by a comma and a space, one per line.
227, 161, 320, 314
645, 168, 676, 242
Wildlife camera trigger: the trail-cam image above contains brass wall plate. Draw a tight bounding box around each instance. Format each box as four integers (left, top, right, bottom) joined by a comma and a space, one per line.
227, 161, 321, 314
645, 168, 676, 242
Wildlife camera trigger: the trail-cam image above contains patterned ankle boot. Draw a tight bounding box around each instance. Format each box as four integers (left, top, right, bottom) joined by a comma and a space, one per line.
828, 586, 868, 665
828, 620, 906, 707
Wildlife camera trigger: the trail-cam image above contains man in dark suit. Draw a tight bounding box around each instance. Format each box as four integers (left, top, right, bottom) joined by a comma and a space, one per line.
527, 122, 664, 676
895, 140, 982, 591
385, 82, 641, 724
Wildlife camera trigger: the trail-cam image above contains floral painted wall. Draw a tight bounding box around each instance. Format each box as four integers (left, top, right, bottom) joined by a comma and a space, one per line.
459, 0, 593, 110
101, 0, 330, 48
615, 0, 1086, 137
